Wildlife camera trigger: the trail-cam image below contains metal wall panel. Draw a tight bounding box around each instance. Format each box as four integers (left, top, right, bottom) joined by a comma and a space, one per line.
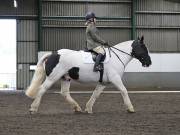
43, 20, 131, 27
136, 14, 180, 27
42, 2, 86, 16
100, 28, 131, 45
137, 29, 179, 52
17, 64, 34, 89
42, 28, 85, 50
42, 27, 130, 51
17, 42, 37, 63
178, 29, 180, 51
42, 1, 130, 17
0, 0, 37, 16
17, 19, 38, 89
17, 20, 38, 63
137, 0, 180, 11
87, 3, 131, 18
17, 20, 38, 41
162, 14, 180, 27
136, 0, 180, 52
41, 0, 131, 51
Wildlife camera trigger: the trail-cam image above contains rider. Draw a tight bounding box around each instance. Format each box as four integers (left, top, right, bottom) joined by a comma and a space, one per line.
85, 12, 108, 72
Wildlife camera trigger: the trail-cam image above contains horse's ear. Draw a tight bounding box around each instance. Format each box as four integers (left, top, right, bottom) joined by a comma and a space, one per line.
140, 36, 144, 42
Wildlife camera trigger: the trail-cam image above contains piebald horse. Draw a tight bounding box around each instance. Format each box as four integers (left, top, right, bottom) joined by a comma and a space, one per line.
26, 36, 152, 114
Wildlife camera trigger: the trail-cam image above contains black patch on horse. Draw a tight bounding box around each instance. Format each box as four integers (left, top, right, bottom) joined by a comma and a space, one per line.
45, 53, 60, 76
68, 67, 80, 80
131, 39, 148, 57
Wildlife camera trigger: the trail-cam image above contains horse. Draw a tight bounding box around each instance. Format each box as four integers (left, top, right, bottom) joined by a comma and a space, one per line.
25, 36, 152, 114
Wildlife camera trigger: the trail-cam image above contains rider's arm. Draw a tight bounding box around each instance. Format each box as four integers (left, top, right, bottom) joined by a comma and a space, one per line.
87, 24, 106, 45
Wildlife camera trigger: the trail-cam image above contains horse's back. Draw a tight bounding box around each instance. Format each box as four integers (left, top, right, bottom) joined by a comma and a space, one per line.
58, 49, 75, 55
58, 48, 110, 63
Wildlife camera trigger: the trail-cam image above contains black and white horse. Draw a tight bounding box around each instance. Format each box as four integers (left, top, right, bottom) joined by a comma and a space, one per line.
26, 36, 152, 114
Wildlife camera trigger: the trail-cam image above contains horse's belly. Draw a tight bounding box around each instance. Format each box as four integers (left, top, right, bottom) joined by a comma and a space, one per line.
78, 71, 100, 83
73, 67, 108, 83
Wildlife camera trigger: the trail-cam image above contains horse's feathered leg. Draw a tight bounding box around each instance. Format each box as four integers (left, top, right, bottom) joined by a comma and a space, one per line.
85, 83, 106, 114
30, 68, 66, 114
29, 78, 53, 114
60, 79, 82, 113
109, 74, 135, 113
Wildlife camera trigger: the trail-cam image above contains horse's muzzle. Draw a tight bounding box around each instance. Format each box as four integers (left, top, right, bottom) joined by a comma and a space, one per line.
142, 60, 152, 67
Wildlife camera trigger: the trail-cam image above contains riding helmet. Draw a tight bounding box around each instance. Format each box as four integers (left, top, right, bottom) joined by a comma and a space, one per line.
85, 12, 96, 21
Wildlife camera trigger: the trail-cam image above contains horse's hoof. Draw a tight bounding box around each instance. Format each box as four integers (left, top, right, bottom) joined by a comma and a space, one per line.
84, 108, 93, 114
73, 106, 82, 114
127, 108, 135, 113
29, 110, 36, 115
74, 110, 83, 114
29, 108, 37, 115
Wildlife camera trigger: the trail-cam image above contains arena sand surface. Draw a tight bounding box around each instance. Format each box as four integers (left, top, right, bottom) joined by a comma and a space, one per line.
0, 90, 180, 135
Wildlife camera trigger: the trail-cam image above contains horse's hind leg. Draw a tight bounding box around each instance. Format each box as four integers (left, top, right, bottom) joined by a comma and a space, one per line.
85, 83, 106, 114
109, 75, 135, 113
29, 76, 58, 114
29, 67, 66, 114
60, 79, 82, 113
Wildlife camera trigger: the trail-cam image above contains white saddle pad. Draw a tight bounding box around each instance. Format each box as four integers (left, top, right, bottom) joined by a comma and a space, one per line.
81, 49, 110, 64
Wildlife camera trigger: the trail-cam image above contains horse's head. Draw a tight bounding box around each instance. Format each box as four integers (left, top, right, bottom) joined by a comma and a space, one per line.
131, 36, 152, 67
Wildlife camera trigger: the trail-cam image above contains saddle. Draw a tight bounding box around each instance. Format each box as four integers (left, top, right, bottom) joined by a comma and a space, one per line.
90, 50, 106, 62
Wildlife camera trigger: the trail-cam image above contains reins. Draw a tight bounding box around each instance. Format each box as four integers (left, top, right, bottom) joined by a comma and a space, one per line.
106, 44, 133, 68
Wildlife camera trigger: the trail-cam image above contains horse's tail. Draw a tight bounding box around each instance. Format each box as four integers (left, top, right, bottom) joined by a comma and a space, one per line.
25, 52, 52, 99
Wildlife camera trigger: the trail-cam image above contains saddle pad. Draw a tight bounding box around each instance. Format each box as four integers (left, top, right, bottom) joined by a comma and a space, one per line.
81, 49, 110, 64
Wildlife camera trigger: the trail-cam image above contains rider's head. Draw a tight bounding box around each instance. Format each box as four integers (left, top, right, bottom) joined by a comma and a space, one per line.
85, 12, 96, 23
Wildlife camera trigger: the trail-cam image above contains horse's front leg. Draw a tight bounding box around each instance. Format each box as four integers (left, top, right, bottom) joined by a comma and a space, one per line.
60, 79, 82, 113
109, 74, 135, 113
85, 83, 106, 114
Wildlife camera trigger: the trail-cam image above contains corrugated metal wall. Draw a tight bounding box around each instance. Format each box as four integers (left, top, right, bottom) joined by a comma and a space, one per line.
16, 4, 38, 89
17, 20, 38, 89
0, 0, 37, 16
41, 0, 131, 51
136, 0, 180, 52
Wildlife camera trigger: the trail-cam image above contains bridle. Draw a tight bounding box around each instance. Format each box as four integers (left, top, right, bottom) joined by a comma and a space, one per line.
107, 45, 133, 68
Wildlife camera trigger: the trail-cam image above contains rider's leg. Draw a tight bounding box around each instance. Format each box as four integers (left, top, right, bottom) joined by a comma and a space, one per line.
93, 53, 104, 71
93, 46, 105, 72
85, 83, 106, 113
60, 79, 82, 112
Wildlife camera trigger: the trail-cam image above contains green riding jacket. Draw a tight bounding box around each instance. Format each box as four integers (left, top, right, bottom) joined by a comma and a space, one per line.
86, 22, 106, 50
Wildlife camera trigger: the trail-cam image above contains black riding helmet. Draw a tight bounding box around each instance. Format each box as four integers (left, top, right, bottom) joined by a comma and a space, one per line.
85, 12, 96, 21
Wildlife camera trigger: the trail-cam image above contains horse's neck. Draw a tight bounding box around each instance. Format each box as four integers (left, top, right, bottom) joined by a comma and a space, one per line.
114, 40, 133, 53
113, 40, 134, 66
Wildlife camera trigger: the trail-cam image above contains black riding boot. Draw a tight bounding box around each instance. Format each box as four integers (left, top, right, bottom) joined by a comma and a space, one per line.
93, 53, 104, 72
